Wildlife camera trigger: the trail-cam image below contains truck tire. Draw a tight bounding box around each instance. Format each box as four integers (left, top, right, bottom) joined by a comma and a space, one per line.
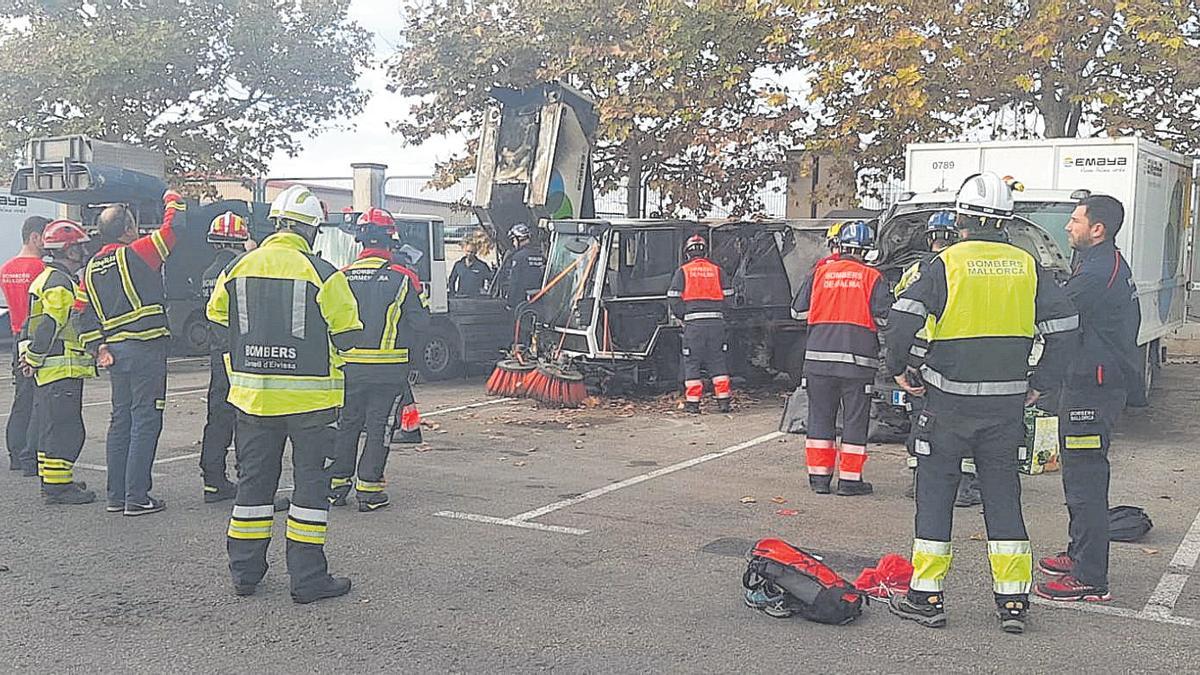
415, 324, 463, 382
177, 309, 209, 355
1141, 340, 1160, 396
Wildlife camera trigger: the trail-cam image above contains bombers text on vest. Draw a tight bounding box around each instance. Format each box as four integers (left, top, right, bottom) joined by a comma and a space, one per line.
206, 232, 362, 416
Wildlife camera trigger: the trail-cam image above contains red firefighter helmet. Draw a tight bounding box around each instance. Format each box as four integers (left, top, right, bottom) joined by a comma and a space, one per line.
356, 208, 397, 243
208, 211, 250, 244
42, 219, 91, 250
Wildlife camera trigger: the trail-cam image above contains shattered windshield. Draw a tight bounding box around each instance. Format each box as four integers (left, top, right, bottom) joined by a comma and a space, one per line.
540, 231, 601, 329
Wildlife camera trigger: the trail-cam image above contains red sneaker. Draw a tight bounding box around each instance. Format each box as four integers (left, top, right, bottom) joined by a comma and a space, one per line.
1037, 552, 1074, 576
1035, 576, 1111, 602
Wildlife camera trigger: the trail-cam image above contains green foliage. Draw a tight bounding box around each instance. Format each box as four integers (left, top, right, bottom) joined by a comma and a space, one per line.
0, 0, 371, 180
388, 0, 808, 217
789, 0, 1200, 195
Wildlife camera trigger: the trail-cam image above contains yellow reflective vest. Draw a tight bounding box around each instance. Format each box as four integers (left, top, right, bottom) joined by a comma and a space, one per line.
206, 232, 362, 416
25, 264, 97, 385
885, 237, 1078, 397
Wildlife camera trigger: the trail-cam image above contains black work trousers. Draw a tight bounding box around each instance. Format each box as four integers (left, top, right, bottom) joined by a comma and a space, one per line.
199, 354, 235, 484
333, 377, 406, 490
805, 375, 871, 446
227, 408, 338, 593
914, 391, 1028, 543
36, 378, 86, 488
1059, 379, 1126, 588
681, 319, 728, 381
8, 341, 37, 468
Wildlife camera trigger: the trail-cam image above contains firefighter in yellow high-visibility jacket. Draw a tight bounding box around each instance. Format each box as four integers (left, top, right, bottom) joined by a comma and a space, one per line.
207, 185, 362, 604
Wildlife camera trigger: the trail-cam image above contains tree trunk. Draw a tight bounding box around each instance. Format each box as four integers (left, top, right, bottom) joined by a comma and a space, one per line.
1040, 98, 1070, 138
626, 152, 642, 218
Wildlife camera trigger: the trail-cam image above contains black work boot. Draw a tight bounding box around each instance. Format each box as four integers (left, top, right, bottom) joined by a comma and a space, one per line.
357, 491, 391, 513
836, 479, 874, 496
717, 398, 732, 413
203, 477, 238, 504
8, 455, 21, 471
995, 594, 1029, 634
683, 401, 700, 415
328, 481, 352, 507
292, 576, 352, 605
393, 427, 423, 444
44, 483, 97, 505
809, 475, 832, 494
889, 591, 946, 628
233, 583, 257, 597
954, 473, 982, 507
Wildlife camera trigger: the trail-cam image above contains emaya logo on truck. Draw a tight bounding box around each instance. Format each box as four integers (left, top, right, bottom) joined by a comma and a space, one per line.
1061, 156, 1129, 169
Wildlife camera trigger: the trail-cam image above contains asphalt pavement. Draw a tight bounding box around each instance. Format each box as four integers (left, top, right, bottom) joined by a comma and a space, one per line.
1, 358, 1199, 673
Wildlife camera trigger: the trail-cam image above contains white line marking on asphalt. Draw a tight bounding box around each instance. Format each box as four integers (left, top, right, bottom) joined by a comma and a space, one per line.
435, 430, 785, 536
64, 397, 517, 473
1143, 573, 1191, 618
0, 386, 210, 420
433, 511, 589, 536
1031, 597, 1196, 627
425, 398, 514, 417
509, 431, 785, 523
1170, 508, 1200, 570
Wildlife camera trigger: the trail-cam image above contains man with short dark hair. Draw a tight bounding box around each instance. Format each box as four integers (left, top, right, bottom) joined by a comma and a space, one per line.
1036, 194, 1141, 603
81, 192, 184, 516
1, 216, 48, 473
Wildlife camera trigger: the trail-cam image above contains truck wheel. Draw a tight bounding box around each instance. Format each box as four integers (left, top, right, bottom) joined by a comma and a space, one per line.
415, 326, 462, 382
178, 310, 209, 355
1142, 340, 1160, 395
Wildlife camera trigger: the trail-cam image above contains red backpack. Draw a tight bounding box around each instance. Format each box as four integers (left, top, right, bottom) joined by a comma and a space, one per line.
742, 538, 865, 625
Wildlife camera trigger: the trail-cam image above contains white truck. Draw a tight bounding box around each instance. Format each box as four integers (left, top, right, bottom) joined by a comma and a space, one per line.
870, 137, 1193, 438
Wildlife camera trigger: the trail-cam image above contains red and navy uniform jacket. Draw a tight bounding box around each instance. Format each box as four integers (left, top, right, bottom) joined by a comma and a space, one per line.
80, 199, 182, 347
1064, 240, 1144, 404
667, 257, 733, 322
338, 248, 431, 381
792, 257, 891, 379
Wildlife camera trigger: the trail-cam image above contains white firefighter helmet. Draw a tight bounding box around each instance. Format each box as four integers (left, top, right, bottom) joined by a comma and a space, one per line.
955, 172, 1015, 226
268, 185, 325, 229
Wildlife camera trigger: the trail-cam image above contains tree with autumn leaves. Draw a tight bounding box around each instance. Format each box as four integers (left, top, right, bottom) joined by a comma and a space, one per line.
796, 0, 1200, 197
390, 0, 1200, 210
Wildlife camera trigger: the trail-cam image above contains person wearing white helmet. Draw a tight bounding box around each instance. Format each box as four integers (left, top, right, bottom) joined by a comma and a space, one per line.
207, 184, 364, 604
884, 172, 1078, 634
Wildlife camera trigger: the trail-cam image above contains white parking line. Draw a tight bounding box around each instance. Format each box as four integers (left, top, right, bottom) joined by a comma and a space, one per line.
435, 430, 785, 536
1170, 510, 1200, 570
0, 386, 210, 420
73, 397, 518, 473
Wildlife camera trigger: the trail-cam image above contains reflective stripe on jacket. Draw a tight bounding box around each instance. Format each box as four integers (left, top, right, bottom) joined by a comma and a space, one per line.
25, 264, 96, 385
206, 231, 362, 416
339, 251, 431, 368
792, 257, 890, 379
884, 236, 1078, 398
668, 257, 732, 322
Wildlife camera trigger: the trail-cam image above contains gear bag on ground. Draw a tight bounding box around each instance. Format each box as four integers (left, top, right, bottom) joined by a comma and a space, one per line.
1109, 505, 1153, 542
742, 538, 865, 625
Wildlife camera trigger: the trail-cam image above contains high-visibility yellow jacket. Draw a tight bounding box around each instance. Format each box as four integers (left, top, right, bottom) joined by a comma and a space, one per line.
206, 232, 362, 416
24, 263, 97, 385
339, 249, 431, 375
885, 235, 1078, 398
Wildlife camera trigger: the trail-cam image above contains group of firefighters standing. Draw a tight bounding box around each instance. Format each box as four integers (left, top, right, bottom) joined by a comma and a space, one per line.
3, 185, 434, 604
672, 171, 1140, 634
3, 169, 1142, 619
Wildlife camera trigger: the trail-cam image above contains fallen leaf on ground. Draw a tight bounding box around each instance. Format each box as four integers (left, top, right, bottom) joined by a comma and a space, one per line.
770, 496, 788, 504
740, 496, 757, 504
1142, 548, 1160, 555
969, 533, 985, 541
513, 461, 527, 467
775, 509, 799, 516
